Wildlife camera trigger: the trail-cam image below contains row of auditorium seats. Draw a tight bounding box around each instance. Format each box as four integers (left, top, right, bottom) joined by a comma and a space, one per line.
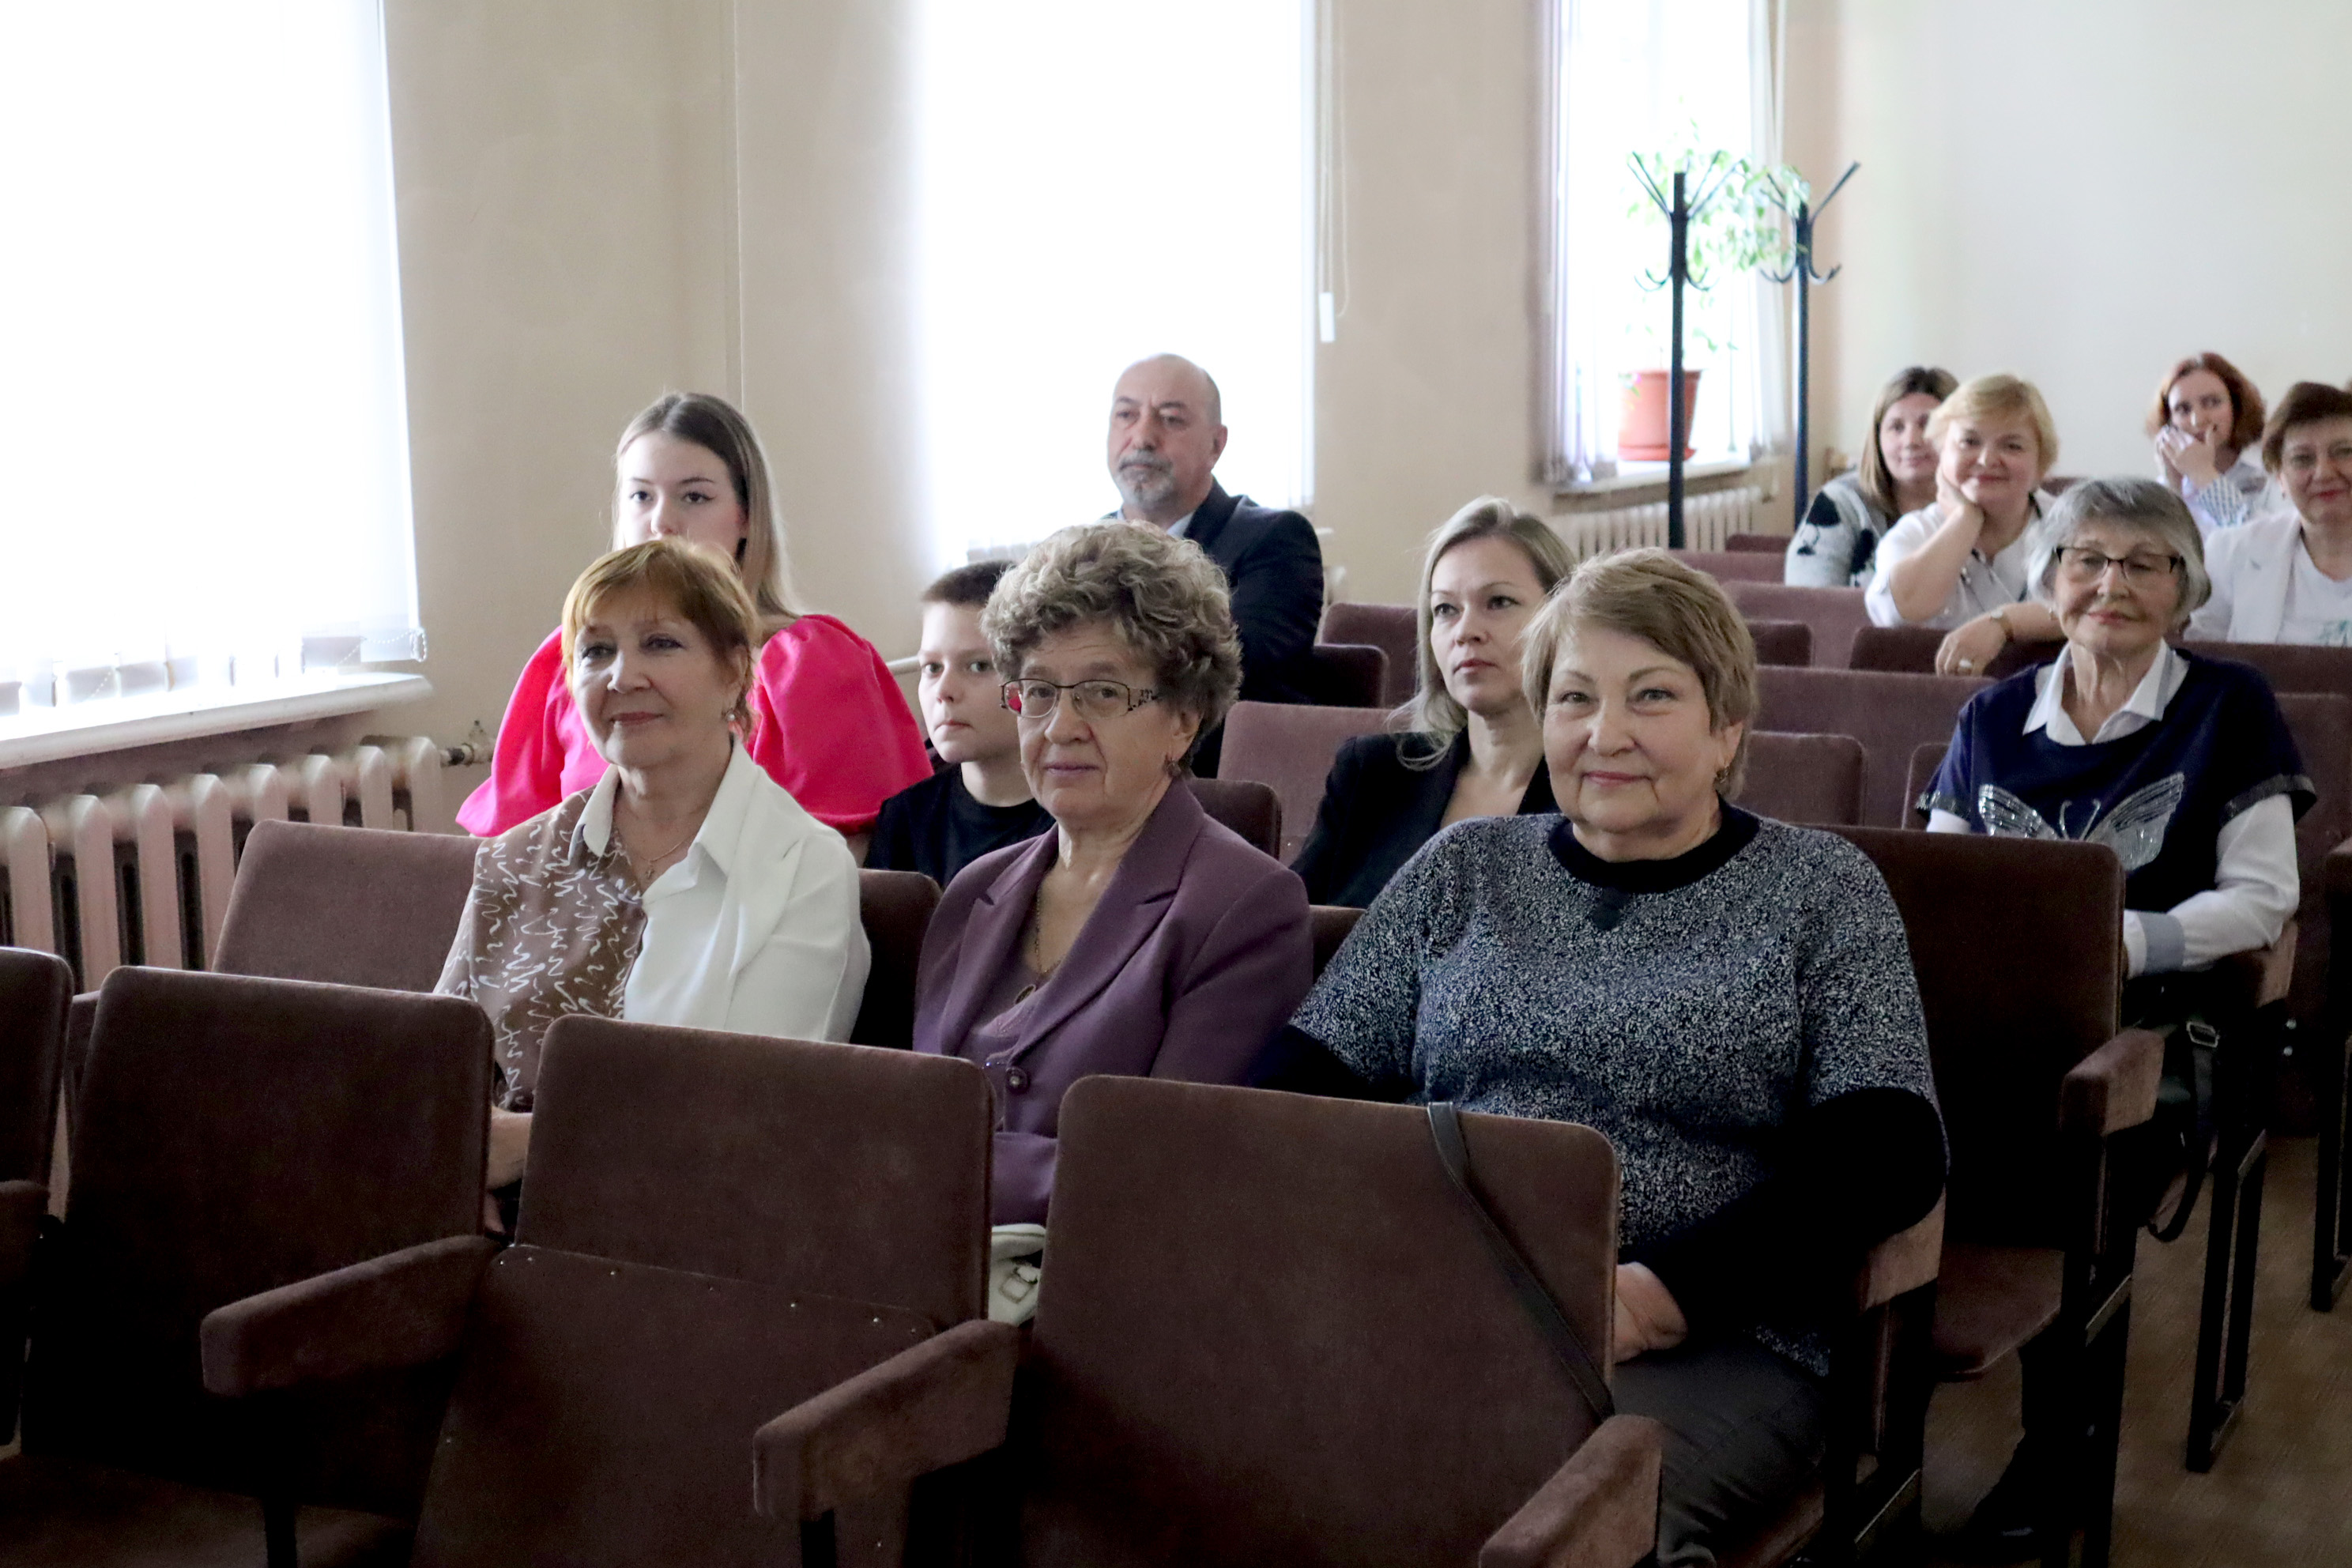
6, 814, 2188, 1566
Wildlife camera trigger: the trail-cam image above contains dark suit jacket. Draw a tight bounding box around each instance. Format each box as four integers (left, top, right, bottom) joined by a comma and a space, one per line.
1184, 481, 1325, 774
1291, 730, 1558, 909
914, 782, 1314, 1224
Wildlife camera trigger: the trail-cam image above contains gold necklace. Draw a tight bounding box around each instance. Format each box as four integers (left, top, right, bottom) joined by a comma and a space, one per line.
616, 800, 697, 881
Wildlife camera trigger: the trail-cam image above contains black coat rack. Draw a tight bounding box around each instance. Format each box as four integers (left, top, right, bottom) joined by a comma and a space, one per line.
1630, 153, 1737, 548
1761, 162, 1858, 528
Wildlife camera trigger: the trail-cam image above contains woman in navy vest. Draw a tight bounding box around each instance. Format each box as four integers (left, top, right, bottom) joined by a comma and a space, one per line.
1921, 476, 2308, 1554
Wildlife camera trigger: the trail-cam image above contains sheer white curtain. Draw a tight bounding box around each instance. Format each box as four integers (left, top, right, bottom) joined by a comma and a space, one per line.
912, 1, 1314, 564
1549, 0, 1787, 483
0, 2, 417, 712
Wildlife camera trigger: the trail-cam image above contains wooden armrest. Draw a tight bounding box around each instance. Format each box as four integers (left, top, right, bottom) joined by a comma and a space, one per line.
2060, 1029, 2165, 1138
0, 1179, 45, 1297
1851, 1197, 1944, 1312
201, 1234, 496, 1396
753, 1317, 1019, 1524
2214, 921, 2297, 1010
1479, 1413, 1664, 1568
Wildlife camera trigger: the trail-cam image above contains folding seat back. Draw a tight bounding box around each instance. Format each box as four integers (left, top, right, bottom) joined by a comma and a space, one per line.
1723, 582, 1872, 667
1747, 619, 1813, 667
1309, 906, 1364, 978
24, 967, 490, 1507
850, 869, 941, 1049
1319, 601, 1419, 709
1187, 777, 1282, 858
1755, 666, 1986, 826
2185, 637, 2352, 699
1669, 548, 1783, 583
1018, 1077, 1640, 1567
213, 818, 481, 989
1734, 733, 1865, 826
1303, 642, 1389, 707
1219, 702, 1389, 861
0, 946, 70, 1185
1848, 624, 2054, 680
2272, 692, 2352, 1027
410, 1023, 994, 1567
1724, 532, 1787, 554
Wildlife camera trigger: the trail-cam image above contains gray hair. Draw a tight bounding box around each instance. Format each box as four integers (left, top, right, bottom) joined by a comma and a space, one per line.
983, 522, 1245, 756
1401, 497, 1577, 768
2026, 477, 2211, 632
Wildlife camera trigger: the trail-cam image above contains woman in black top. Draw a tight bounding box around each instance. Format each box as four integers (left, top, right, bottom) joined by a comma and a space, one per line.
1293, 497, 1572, 906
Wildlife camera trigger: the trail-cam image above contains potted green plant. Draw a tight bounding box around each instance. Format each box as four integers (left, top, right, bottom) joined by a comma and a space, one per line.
1617, 145, 1804, 460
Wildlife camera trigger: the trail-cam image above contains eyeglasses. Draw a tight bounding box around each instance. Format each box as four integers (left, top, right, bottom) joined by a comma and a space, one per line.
2055, 546, 2182, 586
1001, 677, 1160, 722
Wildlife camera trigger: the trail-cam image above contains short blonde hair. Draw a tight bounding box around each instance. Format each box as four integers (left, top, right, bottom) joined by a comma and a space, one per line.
1928, 374, 2059, 480
561, 537, 763, 734
1403, 497, 1577, 765
1521, 548, 1758, 796
984, 523, 1244, 760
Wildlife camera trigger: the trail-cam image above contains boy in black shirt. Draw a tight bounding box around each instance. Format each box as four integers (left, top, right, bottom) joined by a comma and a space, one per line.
866, 562, 1054, 888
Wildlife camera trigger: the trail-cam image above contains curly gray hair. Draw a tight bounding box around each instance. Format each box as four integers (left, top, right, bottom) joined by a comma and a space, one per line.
2026, 477, 2210, 633
983, 522, 1245, 751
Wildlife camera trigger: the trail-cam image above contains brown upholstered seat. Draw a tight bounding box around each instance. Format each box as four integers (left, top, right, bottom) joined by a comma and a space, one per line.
202, 1019, 997, 1567
213, 819, 480, 988
1724, 532, 1788, 554
851, 869, 940, 1050
1188, 772, 1283, 859
1830, 829, 2151, 1566
1849, 624, 2057, 680
1320, 601, 1419, 709
0, 947, 70, 1441
3, 966, 492, 1566
1735, 733, 1864, 826
1304, 642, 1390, 708
1670, 548, 1785, 584
1724, 582, 1873, 668
1220, 701, 1389, 861
1755, 665, 1988, 826
756, 1076, 1663, 1566
1309, 905, 1363, 977
1746, 619, 1813, 667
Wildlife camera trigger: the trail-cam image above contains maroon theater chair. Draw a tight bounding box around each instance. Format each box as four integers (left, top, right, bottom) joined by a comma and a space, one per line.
851, 869, 940, 1050
1734, 734, 1866, 827
1747, 620, 1814, 668
1220, 701, 1391, 861
1754, 666, 1987, 827
1724, 583, 1874, 669
1319, 601, 1419, 710
0, 947, 71, 1441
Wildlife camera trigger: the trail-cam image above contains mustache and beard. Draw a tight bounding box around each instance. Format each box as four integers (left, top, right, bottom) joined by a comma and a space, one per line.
1115, 450, 1177, 512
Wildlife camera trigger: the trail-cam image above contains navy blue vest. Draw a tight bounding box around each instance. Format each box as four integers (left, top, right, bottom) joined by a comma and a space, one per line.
1923, 651, 2311, 914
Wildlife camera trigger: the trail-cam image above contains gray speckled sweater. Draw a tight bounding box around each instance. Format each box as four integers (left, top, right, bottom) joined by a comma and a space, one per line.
1291, 809, 1939, 1370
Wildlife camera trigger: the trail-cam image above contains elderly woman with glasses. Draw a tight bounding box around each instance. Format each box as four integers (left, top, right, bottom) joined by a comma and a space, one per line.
914, 522, 1314, 1253
1919, 476, 2309, 1553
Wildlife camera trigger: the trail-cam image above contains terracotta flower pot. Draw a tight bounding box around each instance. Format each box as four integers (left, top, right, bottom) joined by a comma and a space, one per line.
1617, 368, 1703, 461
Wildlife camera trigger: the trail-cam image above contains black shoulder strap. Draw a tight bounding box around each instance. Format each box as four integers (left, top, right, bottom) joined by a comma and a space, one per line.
1427, 1102, 1615, 1423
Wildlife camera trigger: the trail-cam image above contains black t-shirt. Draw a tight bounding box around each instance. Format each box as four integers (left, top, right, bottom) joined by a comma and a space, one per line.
866, 764, 1054, 891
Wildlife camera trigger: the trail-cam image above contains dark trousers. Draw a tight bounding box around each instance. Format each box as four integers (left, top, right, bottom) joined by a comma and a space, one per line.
1613, 1336, 1829, 1567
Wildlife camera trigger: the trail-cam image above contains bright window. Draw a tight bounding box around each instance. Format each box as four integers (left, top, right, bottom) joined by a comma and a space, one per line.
1550, 0, 1785, 481
0, 1, 417, 713
913, 0, 1314, 563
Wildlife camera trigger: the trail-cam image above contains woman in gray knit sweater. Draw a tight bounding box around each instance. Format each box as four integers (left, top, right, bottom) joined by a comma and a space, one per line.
1269, 550, 1945, 1567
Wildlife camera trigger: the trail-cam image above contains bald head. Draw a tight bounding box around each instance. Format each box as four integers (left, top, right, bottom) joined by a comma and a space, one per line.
1108, 354, 1229, 526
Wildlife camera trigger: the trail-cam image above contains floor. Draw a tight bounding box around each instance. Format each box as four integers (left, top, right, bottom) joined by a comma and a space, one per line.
1920, 1136, 2352, 1568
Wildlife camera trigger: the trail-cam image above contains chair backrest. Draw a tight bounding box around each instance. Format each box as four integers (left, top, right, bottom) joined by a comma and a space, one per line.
0, 946, 70, 1185
25, 967, 490, 1502
1187, 778, 1281, 858
1319, 601, 1419, 709
850, 869, 940, 1049
1755, 665, 1988, 827
1724, 532, 1788, 554
1734, 733, 1865, 826
1302, 643, 1389, 708
1849, 624, 2056, 681
1905, 743, 1948, 827
524, 1017, 991, 1325
1209, 708, 1385, 861
1748, 619, 1814, 668
1309, 906, 1363, 978
1671, 548, 1785, 584
1724, 582, 1873, 667
417, 1020, 984, 1567
213, 819, 480, 989
1828, 830, 2122, 1246
1021, 1077, 1617, 1566
2184, 638, 2352, 698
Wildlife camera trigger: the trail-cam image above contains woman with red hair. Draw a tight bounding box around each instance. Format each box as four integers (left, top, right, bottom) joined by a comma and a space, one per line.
2149, 352, 2286, 536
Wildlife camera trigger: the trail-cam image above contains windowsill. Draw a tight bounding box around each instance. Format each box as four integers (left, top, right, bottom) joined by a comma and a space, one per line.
1555, 456, 1753, 496
0, 672, 433, 771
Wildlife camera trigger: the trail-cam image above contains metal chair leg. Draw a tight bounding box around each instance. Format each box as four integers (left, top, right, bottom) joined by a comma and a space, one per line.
2188, 1128, 2267, 1470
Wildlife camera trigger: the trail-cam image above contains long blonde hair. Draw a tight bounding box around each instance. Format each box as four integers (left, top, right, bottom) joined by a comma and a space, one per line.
613, 393, 797, 631
1400, 497, 1576, 768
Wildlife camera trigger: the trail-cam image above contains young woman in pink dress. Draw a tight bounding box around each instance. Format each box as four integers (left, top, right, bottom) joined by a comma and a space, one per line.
458, 394, 929, 851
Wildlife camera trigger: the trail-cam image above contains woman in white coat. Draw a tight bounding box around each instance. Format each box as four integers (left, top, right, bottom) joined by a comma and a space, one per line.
2192, 382, 2352, 645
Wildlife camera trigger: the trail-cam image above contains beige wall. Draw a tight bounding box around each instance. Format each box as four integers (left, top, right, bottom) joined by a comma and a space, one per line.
1785, 0, 2352, 484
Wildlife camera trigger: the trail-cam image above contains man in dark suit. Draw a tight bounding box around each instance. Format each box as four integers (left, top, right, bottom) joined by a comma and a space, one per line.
1106, 354, 1325, 773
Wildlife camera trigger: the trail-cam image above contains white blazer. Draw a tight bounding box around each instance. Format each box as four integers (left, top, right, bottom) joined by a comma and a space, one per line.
2191, 514, 2304, 644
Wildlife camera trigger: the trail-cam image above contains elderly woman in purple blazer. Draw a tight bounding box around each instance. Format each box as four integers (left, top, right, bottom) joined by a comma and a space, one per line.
914, 522, 1314, 1292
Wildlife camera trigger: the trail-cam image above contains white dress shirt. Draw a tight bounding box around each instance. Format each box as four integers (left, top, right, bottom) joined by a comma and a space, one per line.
581, 744, 870, 1042
1864, 497, 2053, 630
1927, 644, 2298, 977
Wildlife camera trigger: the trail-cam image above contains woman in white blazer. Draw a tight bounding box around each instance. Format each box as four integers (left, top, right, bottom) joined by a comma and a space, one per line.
2191, 382, 2352, 645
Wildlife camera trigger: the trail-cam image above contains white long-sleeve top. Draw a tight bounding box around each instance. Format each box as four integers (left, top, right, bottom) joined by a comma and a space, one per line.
1927, 644, 2297, 977
1864, 496, 2056, 630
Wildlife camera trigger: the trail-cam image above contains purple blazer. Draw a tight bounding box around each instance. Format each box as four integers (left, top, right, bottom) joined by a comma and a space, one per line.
914, 782, 1314, 1225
